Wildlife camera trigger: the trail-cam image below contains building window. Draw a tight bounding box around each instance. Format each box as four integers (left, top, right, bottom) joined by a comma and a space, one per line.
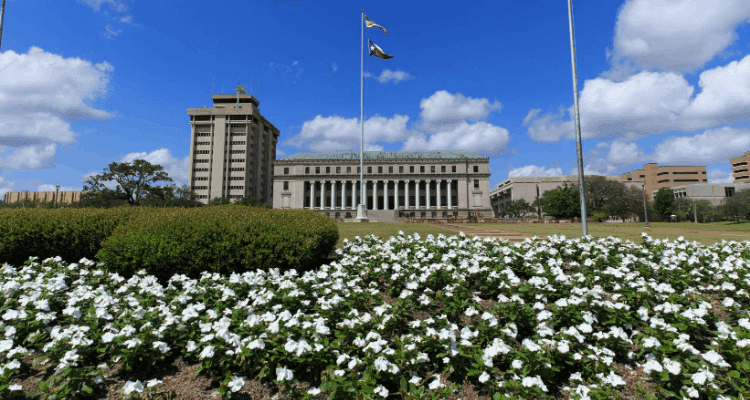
639, 175, 645, 178
399, 166, 404, 173
657, 172, 670, 176
441, 166, 446, 172
357, 167, 361, 173
431, 166, 435, 173
378, 166, 383, 173
389, 166, 393, 173
474, 179, 479, 190
315, 167, 320, 174
368, 166, 372, 173
657, 179, 670, 183
347, 167, 351, 173
420, 166, 425, 173
410, 166, 415, 173
283, 181, 289, 190
473, 166, 479, 173
326, 167, 330, 174
452, 166, 457, 173
726, 187, 735, 197
336, 167, 341, 173
283, 167, 289, 174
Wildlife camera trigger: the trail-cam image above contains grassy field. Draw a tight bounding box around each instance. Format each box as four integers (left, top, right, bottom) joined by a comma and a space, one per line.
334, 221, 750, 249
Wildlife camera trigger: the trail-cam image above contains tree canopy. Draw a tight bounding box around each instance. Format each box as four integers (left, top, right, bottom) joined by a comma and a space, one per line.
653, 188, 677, 220
540, 183, 580, 219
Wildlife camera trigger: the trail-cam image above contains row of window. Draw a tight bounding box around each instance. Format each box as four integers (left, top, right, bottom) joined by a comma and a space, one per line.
733, 161, 748, 167
317, 211, 459, 219
304, 197, 460, 207
656, 171, 705, 176
281, 180, 481, 190
282, 165, 481, 175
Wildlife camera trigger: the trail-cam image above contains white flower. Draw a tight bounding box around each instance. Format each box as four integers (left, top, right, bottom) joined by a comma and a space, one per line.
334, 369, 345, 376
662, 358, 681, 375
721, 297, 735, 307
147, 379, 162, 388
522, 338, 541, 352
9, 384, 22, 391
428, 376, 445, 390
691, 367, 715, 385
308, 387, 321, 395
701, 350, 730, 367
276, 366, 293, 381
228, 376, 245, 392
512, 360, 524, 369
199, 345, 215, 359
123, 380, 144, 395
642, 336, 660, 348
642, 358, 662, 374
186, 341, 197, 352
153, 341, 170, 354
409, 375, 422, 385
521, 375, 548, 392
374, 385, 389, 398
478, 371, 490, 383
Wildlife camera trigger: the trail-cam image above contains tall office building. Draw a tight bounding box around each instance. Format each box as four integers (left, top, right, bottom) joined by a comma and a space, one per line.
730, 151, 750, 183
186, 94, 280, 205
620, 163, 707, 201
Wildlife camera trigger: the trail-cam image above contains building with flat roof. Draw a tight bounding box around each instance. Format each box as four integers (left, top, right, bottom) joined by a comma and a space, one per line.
730, 151, 750, 183
3, 190, 85, 206
656, 182, 750, 206
186, 93, 280, 205
620, 163, 707, 201
272, 151, 493, 222
489, 175, 644, 218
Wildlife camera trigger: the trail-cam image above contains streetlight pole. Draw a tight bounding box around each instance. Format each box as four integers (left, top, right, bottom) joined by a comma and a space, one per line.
641, 181, 649, 228
568, 0, 588, 237
55, 183, 60, 209
693, 198, 698, 223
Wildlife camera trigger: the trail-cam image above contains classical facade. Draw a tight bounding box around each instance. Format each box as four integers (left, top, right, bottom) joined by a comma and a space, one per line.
730, 151, 750, 183
3, 190, 85, 206
271, 151, 493, 222
620, 163, 707, 201
489, 175, 644, 218
659, 182, 750, 206
186, 94, 280, 205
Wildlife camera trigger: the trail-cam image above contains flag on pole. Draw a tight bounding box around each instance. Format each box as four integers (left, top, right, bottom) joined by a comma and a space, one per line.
365, 15, 387, 34
368, 39, 393, 59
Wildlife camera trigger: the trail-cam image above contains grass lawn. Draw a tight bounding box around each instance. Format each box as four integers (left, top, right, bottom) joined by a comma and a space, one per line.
334, 221, 750, 249
458, 221, 750, 247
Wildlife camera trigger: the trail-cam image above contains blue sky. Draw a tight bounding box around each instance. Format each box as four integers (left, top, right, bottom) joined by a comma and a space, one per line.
2, 0, 750, 201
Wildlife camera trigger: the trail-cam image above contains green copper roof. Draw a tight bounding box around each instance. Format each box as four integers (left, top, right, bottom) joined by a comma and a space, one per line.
279, 151, 486, 161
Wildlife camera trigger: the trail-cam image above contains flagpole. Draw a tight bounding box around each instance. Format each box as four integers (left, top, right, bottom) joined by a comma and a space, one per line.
356, 9, 368, 222
568, 0, 588, 237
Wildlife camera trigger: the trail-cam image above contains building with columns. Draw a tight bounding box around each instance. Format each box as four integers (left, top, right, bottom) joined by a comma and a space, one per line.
186, 93, 280, 205
272, 151, 493, 222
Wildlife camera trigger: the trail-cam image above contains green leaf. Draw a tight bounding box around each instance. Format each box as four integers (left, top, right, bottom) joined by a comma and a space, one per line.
728, 370, 741, 379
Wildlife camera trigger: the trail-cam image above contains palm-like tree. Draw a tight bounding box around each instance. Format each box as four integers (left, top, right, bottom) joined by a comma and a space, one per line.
0, 0, 6, 50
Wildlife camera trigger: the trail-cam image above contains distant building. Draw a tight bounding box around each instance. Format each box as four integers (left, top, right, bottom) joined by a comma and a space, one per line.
271, 151, 493, 222
489, 175, 644, 218
620, 163, 707, 201
186, 94, 280, 205
730, 151, 750, 183
658, 182, 750, 206
3, 190, 86, 206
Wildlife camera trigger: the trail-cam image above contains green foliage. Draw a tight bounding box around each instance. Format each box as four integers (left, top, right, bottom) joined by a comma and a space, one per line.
540, 183, 580, 219
502, 199, 534, 218
722, 189, 750, 223
653, 188, 676, 221
592, 211, 609, 222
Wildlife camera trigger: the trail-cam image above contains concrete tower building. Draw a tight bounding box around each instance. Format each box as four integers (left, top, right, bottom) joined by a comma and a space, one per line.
730, 151, 750, 183
186, 94, 280, 205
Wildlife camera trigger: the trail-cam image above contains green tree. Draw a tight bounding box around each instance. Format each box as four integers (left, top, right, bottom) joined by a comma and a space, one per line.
82, 160, 175, 207
504, 199, 533, 218
722, 189, 750, 223
139, 183, 204, 208
653, 188, 676, 221
540, 183, 580, 219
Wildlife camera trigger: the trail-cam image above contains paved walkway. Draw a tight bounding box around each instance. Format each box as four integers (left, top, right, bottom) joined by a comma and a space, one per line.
425, 223, 546, 244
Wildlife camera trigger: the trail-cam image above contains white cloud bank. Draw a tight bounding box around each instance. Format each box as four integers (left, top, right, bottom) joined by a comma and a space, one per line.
365, 69, 414, 84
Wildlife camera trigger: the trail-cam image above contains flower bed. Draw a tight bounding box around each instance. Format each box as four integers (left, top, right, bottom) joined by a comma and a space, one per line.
0, 231, 749, 399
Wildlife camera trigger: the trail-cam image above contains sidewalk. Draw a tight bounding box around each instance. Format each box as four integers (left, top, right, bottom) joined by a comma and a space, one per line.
424, 222, 546, 244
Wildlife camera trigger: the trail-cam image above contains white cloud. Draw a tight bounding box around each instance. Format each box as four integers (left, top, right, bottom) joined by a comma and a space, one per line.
401, 121, 510, 154
602, 0, 750, 80
708, 169, 734, 183
508, 165, 563, 178
293, 60, 299, 65
281, 114, 410, 151
525, 54, 750, 143
605, 141, 647, 165
332, 63, 338, 72
420, 91, 502, 130
0, 47, 115, 171
649, 126, 750, 164
77, 0, 136, 38
366, 69, 414, 84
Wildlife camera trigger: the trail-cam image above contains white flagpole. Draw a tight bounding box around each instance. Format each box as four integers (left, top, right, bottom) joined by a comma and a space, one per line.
356, 9, 368, 221
568, 0, 588, 237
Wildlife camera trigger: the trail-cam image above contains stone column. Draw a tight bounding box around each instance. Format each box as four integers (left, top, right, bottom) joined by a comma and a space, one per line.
426, 179, 431, 209
310, 181, 315, 209
395, 181, 399, 209
341, 180, 345, 209
331, 180, 337, 209
438, 179, 442, 208
371, 181, 375, 210
385, 180, 389, 210
352, 180, 356, 209
320, 181, 325, 210
416, 180, 421, 208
